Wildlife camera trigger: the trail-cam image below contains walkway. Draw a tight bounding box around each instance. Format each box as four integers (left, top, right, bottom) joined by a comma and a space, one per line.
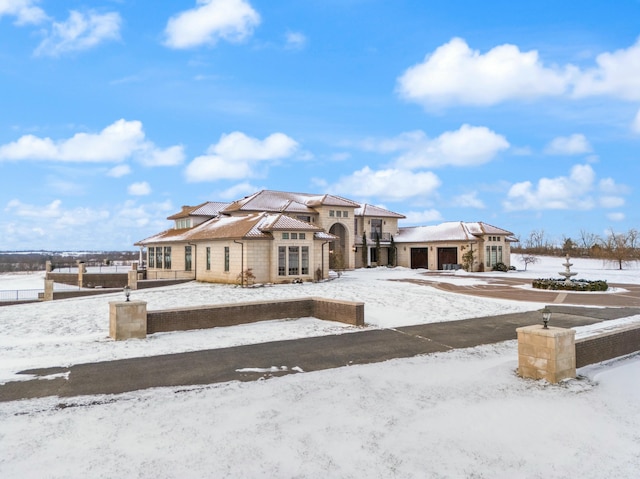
2, 304, 639, 403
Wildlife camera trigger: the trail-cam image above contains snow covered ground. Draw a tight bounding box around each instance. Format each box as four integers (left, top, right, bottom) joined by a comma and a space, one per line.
1, 255, 639, 478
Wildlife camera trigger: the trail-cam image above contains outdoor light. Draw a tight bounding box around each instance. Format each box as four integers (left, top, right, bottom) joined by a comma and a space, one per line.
541, 306, 552, 329
124, 285, 131, 302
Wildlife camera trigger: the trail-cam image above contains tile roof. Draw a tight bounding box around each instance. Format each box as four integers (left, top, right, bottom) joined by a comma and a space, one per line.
222, 190, 361, 214
136, 213, 331, 245
166, 201, 229, 220
355, 204, 406, 218
395, 221, 515, 243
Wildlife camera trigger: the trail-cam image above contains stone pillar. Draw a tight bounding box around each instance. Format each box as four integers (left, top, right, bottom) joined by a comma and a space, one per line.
109, 300, 147, 340
517, 325, 576, 383
127, 270, 138, 290
43, 279, 54, 301
77, 260, 86, 288
45, 260, 52, 273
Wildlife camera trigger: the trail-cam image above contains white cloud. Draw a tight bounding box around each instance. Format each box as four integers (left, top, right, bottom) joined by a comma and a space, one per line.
452, 192, 485, 209
0, 119, 184, 166
607, 212, 625, 222
330, 167, 441, 201
107, 164, 132, 178
397, 36, 640, 108
5, 198, 110, 227
360, 125, 508, 169
503, 164, 598, 211
128, 181, 152, 196
544, 134, 592, 155
34, 10, 121, 57
572, 38, 640, 100
401, 209, 443, 225
632, 109, 640, 134
285, 31, 306, 50
599, 196, 625, 208
185, 131, 298, 182
0, 0, 47, 25
164, 0, 260, 49
137, 145, 185, 167
215, 181, 259, 200
397, 37, 571, 107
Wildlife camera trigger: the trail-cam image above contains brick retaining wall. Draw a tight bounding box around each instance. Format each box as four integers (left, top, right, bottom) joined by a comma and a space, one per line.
147, 297, 364, 334
46, 272, 128, 288
576, 324, 640, 368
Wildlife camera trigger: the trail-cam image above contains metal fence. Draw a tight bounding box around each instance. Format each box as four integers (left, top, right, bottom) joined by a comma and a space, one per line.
0, 289, 42, 302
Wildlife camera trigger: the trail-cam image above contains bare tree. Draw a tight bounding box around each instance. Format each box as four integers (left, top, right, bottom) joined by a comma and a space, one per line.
600, 228, 640, 270
578, 229, 600, 256
520, 254, 539, 271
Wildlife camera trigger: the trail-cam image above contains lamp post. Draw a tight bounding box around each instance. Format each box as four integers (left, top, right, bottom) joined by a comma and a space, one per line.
541, 306, 551, 329
124, 285, 131, 302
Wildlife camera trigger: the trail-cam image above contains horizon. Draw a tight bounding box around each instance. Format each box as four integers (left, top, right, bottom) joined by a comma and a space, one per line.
2, 1, 640, 250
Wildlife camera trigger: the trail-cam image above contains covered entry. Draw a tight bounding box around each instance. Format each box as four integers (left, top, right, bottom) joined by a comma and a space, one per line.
410, 248, 429, 269
329, 223, 348, 269
437, 247, 458, 270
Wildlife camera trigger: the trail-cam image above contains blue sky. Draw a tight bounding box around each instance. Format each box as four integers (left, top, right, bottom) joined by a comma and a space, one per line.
1, 0, 640, 251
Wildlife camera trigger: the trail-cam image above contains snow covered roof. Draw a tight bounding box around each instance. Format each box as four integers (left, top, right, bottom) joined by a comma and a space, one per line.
136, 213, 330, 245
166, 201, 230, 220
222, 190, 360, 214
355, 204, 405, 219
395, 221, 515, 243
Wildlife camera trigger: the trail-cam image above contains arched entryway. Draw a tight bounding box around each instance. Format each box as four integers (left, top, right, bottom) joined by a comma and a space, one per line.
329, 223, 348, 270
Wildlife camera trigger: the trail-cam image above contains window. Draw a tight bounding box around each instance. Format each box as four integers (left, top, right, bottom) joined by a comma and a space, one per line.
156, 247, 163, 269
329, 210, 335, 217
299, 233, 306, 240
343, 211, 349, 218
185, 246, 192, 271
354, 218, 358, 236
224, 246, 229, 272
288, 246, 299, 275
296, 215, 311, 223
336, 210, 342, 218
164, 247, 172, 269
148, 247, 155, 268
291, 232, 298, 240
206, 247, 211, 271
278, 246, 286, 276
282, 232, 289, 240
301, 247, 309, 274
371, 219, 382, 238
486, 245, 503, 267
279, 246, 310, 277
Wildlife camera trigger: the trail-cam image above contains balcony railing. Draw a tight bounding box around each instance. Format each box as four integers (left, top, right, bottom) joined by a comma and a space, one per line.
356, 232, 392, 243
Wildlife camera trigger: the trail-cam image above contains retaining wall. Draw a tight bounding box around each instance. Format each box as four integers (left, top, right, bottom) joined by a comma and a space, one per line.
576, 324, 640, 368
147, 297, 364, 334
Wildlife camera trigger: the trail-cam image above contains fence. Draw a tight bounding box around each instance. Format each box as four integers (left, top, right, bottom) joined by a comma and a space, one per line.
144, 270, 196, 281
0, 289, 42, 302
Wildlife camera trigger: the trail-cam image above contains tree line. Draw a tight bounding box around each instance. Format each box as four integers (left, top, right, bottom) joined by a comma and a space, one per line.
512, 228, 640, 270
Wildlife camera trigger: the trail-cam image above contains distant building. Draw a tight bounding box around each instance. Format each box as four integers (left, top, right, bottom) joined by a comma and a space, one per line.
135, 190, 516, 284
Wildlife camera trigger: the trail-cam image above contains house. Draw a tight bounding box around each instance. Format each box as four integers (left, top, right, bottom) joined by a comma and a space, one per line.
135, 190, 516, 284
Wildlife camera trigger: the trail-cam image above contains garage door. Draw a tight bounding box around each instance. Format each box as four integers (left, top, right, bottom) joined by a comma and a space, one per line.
410, 248, 429, 269
437, 247, 457, 270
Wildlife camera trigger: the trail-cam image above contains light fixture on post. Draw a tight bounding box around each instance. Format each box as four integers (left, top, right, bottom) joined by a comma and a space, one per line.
124, 285, 131, 302
541, 306, 551, 329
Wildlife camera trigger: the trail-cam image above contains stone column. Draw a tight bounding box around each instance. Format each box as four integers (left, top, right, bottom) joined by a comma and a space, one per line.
517, 325, 576, 383
127, 270, 138, 290
43, 279, 54, 301
109, 300, 147, 340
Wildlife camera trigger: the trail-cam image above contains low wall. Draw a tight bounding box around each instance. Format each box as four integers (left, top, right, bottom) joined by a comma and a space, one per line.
147, 297, 364, 334
46, 272, 128, 288
52, 289, 121, 300
576, 324, 640, 368
137, 279, 193, 289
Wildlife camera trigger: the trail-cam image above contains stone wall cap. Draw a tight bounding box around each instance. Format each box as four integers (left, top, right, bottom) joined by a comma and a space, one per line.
516, 324, 576, 337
